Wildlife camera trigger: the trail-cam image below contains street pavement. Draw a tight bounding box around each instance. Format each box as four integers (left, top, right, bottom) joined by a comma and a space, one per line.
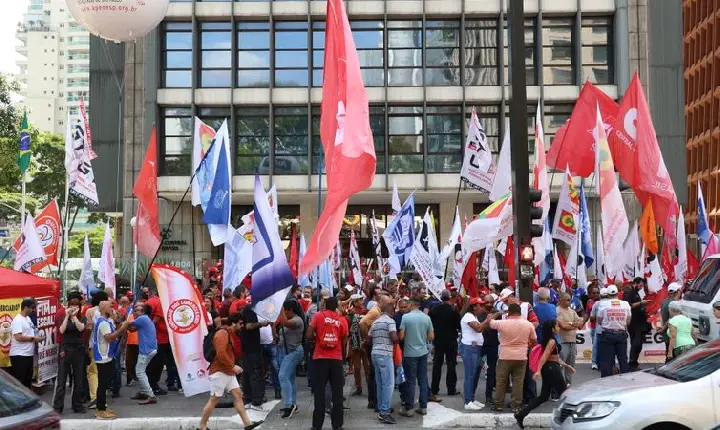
46, 361, 639, 429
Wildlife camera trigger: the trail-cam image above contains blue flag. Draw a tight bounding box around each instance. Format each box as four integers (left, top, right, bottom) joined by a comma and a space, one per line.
383, 194, 415, 273
201, 139, 231, 244
579, 185, 594, 268
251, 173, 295, 304
698, 182, 711, 245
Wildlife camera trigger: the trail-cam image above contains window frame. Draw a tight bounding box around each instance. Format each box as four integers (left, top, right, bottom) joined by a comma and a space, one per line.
581, 16, 614, 85
161, 22, 193, 88
199, 22, 233, 88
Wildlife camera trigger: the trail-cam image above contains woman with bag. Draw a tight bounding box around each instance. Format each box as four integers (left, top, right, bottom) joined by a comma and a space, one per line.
277, 300, 305, 419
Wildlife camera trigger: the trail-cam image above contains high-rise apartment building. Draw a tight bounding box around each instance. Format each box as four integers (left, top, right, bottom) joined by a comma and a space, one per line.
15, 0, 90, 135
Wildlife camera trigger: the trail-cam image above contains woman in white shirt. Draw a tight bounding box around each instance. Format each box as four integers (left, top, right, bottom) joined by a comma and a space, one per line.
459, 297, 498, 411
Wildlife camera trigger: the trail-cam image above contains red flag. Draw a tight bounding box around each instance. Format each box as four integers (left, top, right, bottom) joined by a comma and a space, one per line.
462, 251, 479, 298
687, 248, 699, 281
504, 236, 516, 286
610, 72, 679, 248
546, 81, 619, 177
133, 125, 161, 258
289, 224, 298, 279
661, 238, 676, 285
13, 199, 62, 272
299, 0, 376, 275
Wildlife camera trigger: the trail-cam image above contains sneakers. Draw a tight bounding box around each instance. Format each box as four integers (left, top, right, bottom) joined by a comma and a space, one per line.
126, 379, 135, 387
415, 408, 427, 416
399, 407, 414, 417
514, 411, 526, 429
244, 420, 264, 430
591, 364, 599, 370
95, 410, 117, 420
428, 394, 442, 403
247, 403, 266, 412
281, 404, 298, 418
378, 413, 397, 424
138, 397, 157, 405
465, 402, 482, 411
87, 400, 97, 410
473, 401, 485, 409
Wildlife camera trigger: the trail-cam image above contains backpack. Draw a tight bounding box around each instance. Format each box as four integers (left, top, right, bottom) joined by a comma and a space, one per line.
529, 344, 544, 373
318, 311, 341, 350
203, 325, 219, 364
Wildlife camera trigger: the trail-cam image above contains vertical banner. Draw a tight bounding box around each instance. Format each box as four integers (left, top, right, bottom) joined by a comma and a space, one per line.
0, 299, 23, 367
36, 296, 59, 383
150, 264, 210, 397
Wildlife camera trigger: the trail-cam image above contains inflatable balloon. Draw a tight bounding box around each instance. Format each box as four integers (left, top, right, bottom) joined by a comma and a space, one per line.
66, 0, 170, 43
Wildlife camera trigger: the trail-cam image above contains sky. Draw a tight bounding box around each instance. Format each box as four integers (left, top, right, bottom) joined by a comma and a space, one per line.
0, 0, 29, 75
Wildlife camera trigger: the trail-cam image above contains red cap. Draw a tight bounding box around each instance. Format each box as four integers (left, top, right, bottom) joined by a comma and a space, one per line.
468, 297, 483, 306
126, 292, 134, 299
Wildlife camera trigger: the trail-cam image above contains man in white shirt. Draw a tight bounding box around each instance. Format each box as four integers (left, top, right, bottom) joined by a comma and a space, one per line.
595, 285, 632, 377
10, 298, 44, 387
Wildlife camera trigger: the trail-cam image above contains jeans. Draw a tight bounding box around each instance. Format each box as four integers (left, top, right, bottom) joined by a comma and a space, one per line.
431, 341, 458, 395
481, 345, 498, 400
459, 343, 482, 404
52, 344, 86, 412
311, 359, 344, 430
136, 350, 157, 398
96, 360, 114, 412
559, 342, 577, 384
242, 350, 265, 404
278, 346, 304, 408
263, 344, 280, 390
9, 355, 33, 388
372, 354, 394, 415
494, 359, 526, 410
402, 354, 429, 409
517, 362, 566, 419
590, 329, 598, 365
598, 331, 630, 377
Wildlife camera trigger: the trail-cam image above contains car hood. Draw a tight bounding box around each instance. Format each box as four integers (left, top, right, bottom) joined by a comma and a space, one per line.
562, 371, 679, 404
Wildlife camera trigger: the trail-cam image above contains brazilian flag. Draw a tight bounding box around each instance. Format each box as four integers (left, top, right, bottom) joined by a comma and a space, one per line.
18, 110, 31, 175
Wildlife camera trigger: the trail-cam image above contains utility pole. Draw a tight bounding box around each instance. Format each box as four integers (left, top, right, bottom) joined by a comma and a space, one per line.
508, 0, 533, 303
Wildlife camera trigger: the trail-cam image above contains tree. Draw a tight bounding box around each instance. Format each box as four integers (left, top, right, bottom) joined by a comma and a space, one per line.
0, 74, 20, 139
66, 224, 106, 258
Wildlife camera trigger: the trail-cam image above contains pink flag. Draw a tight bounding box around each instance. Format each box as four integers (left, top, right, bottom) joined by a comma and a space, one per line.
299, 0, 376, 274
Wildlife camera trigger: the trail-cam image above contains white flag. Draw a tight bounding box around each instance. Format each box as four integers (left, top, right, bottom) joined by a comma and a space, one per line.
349, 229, 363, 286
65, 114, 99, 207
463, 194, 513, 254
97, 220, 116, 299
489, 128, 511, 201
647, 254, 664, 293
595, 232, 607, 285
14, 215, 47, 272
440, 207, 462, 262
675, 208, 688, 283
79, 233, 95, 297
223, 227, 253, 291
392, 180, 402, 214
411, 208, 444, 299
620, 222, 640, 281
566, 232, 580, 280
460, 107, 494, 192
553, 244, 563, 285
484, 243, 500, 285
551, 166, 580, 246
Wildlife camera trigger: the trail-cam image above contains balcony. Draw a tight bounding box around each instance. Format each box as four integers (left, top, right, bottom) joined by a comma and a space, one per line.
15, 44, 26, 55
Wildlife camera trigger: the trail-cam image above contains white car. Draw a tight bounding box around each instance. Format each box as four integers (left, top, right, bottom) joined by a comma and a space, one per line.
551, 340, 720, 430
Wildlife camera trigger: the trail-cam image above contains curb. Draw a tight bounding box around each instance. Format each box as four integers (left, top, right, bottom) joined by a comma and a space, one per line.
422, 402, 552, 428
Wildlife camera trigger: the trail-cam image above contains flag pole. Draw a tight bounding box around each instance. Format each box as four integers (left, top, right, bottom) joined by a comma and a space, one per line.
316, 161, 323, 305
61, 175, 70, 300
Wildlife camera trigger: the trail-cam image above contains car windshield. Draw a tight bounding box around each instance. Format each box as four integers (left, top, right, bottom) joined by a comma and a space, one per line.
654, 340, 720, 382
0, 369, 40, 417
683, 257, 720, 303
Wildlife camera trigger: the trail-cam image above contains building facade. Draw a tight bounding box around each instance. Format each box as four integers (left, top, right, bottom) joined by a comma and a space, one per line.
113, 0, 682, 277
16, 0, 90, 135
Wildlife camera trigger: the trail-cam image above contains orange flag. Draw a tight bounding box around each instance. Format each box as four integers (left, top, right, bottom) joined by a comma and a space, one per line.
639, 200, 659, 255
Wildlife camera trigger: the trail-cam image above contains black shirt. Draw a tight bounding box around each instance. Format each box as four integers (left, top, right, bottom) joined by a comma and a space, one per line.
625, 287, 649, 331
428, 302, 460, 345
239, 307, 261, 353
63, 315, 87, 345
477, 312, 499, 347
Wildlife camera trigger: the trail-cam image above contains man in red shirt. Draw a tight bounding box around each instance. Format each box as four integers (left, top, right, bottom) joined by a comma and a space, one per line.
146, 291, 181, 395
308, 297, 348, 430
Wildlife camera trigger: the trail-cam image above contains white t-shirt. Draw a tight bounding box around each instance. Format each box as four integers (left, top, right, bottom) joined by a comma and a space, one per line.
461, 313, 484, 346
96, 320, 113, 364
10, 314, 35, 357
259, 324, 273, 345
596, 299, 631, 332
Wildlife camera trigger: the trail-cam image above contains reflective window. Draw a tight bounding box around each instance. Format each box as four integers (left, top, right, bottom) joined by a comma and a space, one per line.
161, 107, 193, 175
162, 22, 192, 88
503, 18, 536, 85
275, 22, 309, 87
425, 21, 460, 86
237, 22, 270, 88
274, 107, 309, 174
200, 22, 232, 87
312, 22, 325, 87
464, 20, 499, 86
352, 21, 385, 87
236, 107, 270, 175
541, 18, 575, 85
388, 106, 423, 172
582, 17, 613, 85
427, 106, 462, 172
388, 21, 422, 86
544, 104, 573, 150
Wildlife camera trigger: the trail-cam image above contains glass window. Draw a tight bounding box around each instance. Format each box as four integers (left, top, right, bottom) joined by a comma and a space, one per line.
581, 17, 613, 85
541, 18, 575, 85
464, 20, 499, 86
236, 107, 270, 175
427, 106, 462, 172
388, 21, 422, 86
425, 21, 460, 86
274, 107, 309, 174
503, 18, 537, 85
200, 22, 232, 88
275, 22, 309, 87
161, 107, 193, 175
312, 21, 325, 87
544, 104, 573, 150
388, 106, 423, 172
352, 21, 385, 87
237, 21, 270, 88
162, 22, 193, 88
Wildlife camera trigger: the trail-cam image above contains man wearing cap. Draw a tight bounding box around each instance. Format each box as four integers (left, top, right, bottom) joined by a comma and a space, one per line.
556, 292, 583, 384
429, 289, 461, 401
625, 278, 652, 371
660, 282, 683, 360
595, 285, 631, 377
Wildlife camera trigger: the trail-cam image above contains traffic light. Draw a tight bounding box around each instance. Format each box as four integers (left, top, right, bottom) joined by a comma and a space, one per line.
528, 189, 544, 237
519, 244, 535, 264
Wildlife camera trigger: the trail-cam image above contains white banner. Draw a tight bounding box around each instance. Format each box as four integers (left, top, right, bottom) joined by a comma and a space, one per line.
460, 108, 494, 192
36, 296, 59, 383
575, 327, 666, 364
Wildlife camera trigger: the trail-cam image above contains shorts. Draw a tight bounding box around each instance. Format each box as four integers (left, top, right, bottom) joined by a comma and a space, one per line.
209, 371, 240, 397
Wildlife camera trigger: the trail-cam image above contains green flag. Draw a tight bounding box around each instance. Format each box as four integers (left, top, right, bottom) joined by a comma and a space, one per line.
18, 111, 31, 175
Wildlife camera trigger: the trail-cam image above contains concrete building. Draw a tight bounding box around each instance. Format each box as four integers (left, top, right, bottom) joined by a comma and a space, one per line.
107, 0, 685, 277
16, 0, 90, 135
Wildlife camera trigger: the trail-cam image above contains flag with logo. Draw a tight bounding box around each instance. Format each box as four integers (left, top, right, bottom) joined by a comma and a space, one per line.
349, 229, 363, 286
460, 107, 494, 192
223, 227, 253, 291
18, 110, 31, 175
133, 125, 162, 258
698, 182, 711, 246
80, 233, 95, 297
65, 114, 99, 206
489, 128, 511, 202
201, 136, 231, 246
150, 264, 210, 397
98, 220, 116, 298
192, 118, 218, 206
551, 166, 580, 246
13, 214, 47, 272
383, 194, 415, 274
463, 193, 513, 254
12, 200, 62, 272
411, 208, 444, 299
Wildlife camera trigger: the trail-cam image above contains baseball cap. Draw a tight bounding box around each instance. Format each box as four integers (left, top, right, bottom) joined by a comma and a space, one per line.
344, 285, 354, 292
606, 285, 619, 295
499, 288, 515, 301
599, 287, 608, 296
350, 293, 363, 301
667, 282, 682, 293
468, 297, 483, 306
